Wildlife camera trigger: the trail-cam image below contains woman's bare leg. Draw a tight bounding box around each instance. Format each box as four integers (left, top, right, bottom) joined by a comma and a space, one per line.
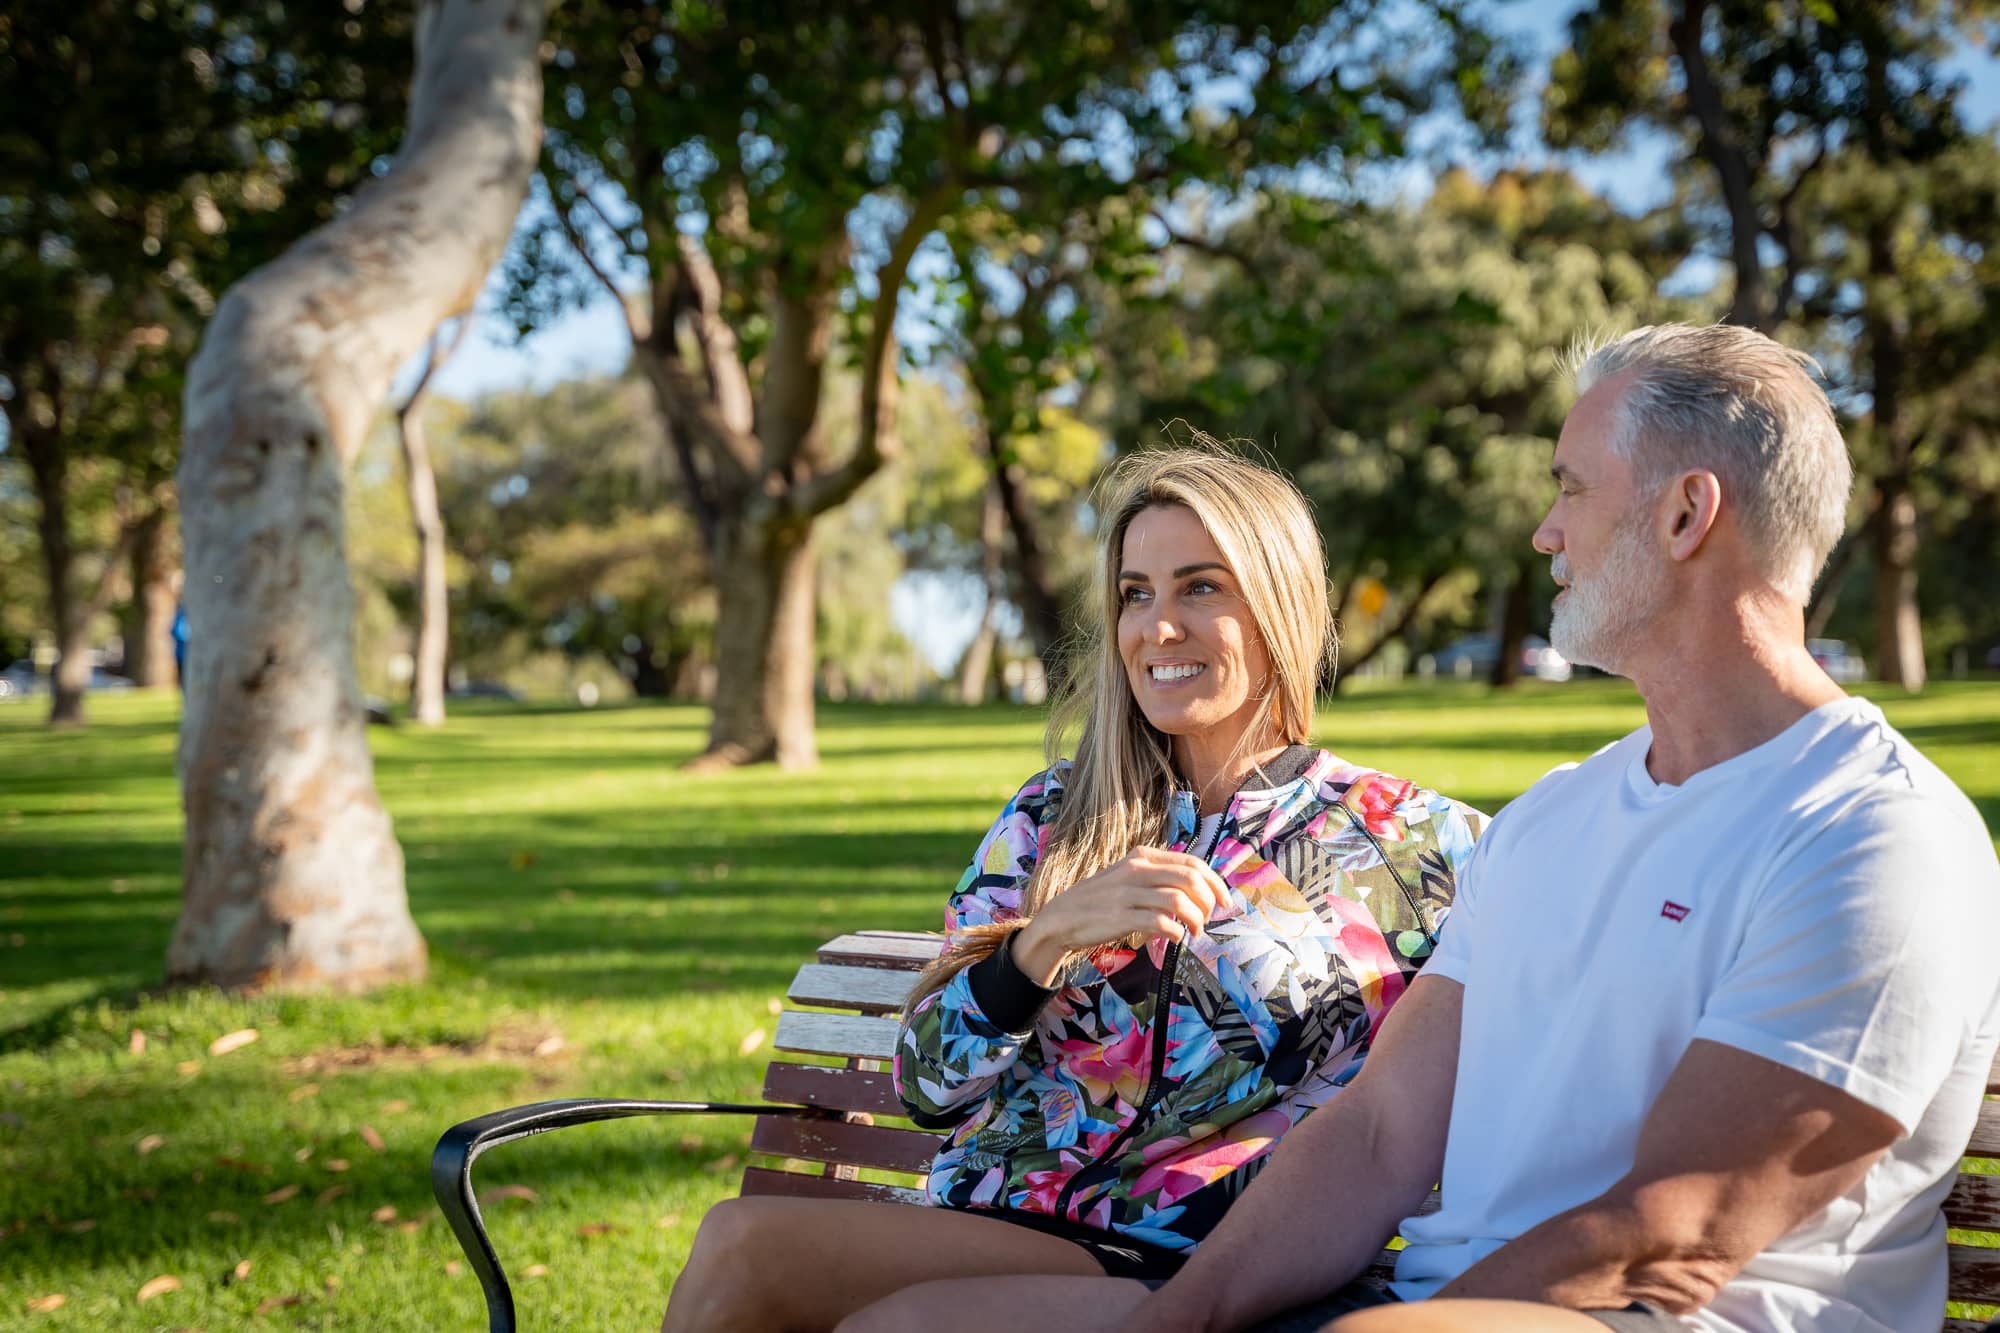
661, 1197, 1108, 1333
835, 1274, 1156, 1333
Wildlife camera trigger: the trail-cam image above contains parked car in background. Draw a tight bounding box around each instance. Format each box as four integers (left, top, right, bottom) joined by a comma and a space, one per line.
1425, 632, 1573, 683
0, 663, 132, 699
1807, 638, 1867, 684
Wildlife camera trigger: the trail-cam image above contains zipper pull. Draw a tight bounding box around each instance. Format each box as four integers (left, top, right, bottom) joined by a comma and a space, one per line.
1167, 789, 1198, 852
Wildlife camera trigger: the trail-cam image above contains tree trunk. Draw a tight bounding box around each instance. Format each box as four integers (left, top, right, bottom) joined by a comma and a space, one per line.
1669, 0, 1775, 332
956, 482, 1006, 705
1489, 556, 1534, 688
23, 436, 86, 726
700, 515, 819, 768
1862, 211, 1924, 691
398, 325, 464, 729
169, 0, 542, 989
124, 506, 179, 689
1871, 481, 1925, 689
1332, 573, 1445, 692
982, 426, 1067, 674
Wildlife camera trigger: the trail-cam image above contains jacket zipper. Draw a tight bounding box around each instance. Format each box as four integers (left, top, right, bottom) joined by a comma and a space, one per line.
1051, 814, 1222, 1221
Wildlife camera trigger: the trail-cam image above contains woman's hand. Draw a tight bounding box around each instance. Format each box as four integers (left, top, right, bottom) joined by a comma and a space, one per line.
1011, 850, 1230, 988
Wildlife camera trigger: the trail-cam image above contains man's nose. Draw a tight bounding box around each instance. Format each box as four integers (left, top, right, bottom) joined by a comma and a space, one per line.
1531, 511, 1562, 557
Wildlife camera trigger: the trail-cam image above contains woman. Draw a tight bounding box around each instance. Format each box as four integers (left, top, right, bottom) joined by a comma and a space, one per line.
664, 446, 1484, 1333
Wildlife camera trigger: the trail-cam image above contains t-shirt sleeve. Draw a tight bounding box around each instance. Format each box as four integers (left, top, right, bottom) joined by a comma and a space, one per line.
1691, 793, 1983, 1134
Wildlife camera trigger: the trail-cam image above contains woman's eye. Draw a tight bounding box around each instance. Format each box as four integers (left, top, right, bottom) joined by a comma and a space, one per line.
1120, 586, 1150, 606
1187, 580, 1219, 596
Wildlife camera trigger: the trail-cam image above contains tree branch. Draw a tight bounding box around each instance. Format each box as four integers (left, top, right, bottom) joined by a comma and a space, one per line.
544, 170, 651, 343
789, 181, 957, 519
674, 232, 756, 440
1669, 0, 1774, 332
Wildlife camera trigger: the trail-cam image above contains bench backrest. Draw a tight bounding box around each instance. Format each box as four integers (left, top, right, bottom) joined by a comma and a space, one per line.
747, 933, 2000, 1330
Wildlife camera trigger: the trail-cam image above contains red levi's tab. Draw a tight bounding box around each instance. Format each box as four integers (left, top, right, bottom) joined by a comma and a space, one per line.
1660, 900, 1691, 922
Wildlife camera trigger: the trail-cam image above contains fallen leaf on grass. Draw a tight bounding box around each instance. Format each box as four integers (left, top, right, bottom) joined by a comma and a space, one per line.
129, 1030, 146, 1056
706, 1153, 741, 1173
380, 1099, 410, 1114
397, 1219, 423, 1234
737, 1028, 766, 1056
293, 1147, 312, 1163
206, 1211, 240, 1224
316, 1186, 351, 1206
522, 1264, 549, 1278
477, 1184, 538, 1205
765, 996, 783, 1015
26, 1293, 64, 1312
444, 1261, 463, 1278
216, 1155, 269, 1175
323, 1158, 349, 1173
532, 1034, 565, 1058
654, 1213, 683, 1230
176, 1060, 202, 1076
371, 1205, 397, 1223
136, 1274, 182, 1302
261, 1185, 301, 1205
358, 1124, 385, 1152
136, 1134, 165, 1155
323, 1275, 341, 1291
231, 1259, 252, 1281
208, 1028, 259, 1057
576, 1222, 617, 1237
288, 1083, 319, 1103
254, 1295, 303, 1315
64, 1219, 96, 1233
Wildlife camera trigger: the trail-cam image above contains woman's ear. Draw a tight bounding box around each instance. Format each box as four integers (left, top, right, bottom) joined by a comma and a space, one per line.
1667, 470, 1723, 563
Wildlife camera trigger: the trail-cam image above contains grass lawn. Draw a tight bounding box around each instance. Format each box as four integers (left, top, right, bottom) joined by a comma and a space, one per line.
3, 681, 1998, 1330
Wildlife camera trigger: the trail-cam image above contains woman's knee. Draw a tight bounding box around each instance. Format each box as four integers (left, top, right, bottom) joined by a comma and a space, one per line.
666, 1197, 796, 1329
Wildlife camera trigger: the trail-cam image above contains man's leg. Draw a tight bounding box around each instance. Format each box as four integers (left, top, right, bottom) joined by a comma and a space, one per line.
1325, 1299, 1680, 1332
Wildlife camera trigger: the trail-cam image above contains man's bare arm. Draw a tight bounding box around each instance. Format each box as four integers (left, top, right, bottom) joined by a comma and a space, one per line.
1437, 1039, 1903, 1313
1114, 975, 1465, 1333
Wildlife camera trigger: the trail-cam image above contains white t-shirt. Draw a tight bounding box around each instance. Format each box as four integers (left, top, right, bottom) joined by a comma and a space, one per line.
1391, 697, 2000, 1333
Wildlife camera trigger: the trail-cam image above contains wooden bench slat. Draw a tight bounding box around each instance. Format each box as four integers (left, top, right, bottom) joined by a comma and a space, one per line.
1948, 1171, 2000, 1232
749, 1115, 940, 1176
818, 932, 944, 971
1950, 1241, 2000, 1306
1969, 1102, 2000, 1158
761, 1063, 912, 1119
773, 1011, 901, 1062
739, 1165, 927, 1207
789, 962, 917, 1015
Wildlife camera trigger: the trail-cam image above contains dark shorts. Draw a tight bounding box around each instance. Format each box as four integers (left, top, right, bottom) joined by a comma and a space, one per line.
1145, 1276, 1682, 1332
970, 1207, 1188, 1281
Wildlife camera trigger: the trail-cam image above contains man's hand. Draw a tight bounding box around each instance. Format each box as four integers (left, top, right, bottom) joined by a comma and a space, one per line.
1113, 975, 1466, 1333
1438, 1039, 1903, 1312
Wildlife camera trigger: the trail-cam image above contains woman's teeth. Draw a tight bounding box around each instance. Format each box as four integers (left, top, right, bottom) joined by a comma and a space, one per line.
1151, 664, 1205, 681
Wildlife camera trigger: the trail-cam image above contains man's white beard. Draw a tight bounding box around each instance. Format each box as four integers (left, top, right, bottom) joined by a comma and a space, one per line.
1549, 519, 1669, 674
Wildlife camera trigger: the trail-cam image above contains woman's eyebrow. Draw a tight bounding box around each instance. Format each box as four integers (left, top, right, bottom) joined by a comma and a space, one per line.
1172, 562, 1228, 578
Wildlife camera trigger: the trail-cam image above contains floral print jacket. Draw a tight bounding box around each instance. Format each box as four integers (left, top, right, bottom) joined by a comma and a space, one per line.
892, 747, 1485, 1253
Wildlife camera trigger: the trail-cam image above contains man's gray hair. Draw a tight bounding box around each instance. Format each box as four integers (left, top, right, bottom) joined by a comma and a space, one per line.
1569, 323, 1852, 605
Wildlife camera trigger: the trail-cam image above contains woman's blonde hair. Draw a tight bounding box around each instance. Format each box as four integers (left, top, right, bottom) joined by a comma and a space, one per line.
905, 440, 1336, 1011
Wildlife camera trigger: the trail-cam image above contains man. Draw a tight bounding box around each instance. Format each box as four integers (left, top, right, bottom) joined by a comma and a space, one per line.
1118, 324, 2000, 1333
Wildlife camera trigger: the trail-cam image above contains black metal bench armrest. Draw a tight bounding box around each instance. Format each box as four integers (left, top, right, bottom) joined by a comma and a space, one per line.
431, 1099, 829, 1333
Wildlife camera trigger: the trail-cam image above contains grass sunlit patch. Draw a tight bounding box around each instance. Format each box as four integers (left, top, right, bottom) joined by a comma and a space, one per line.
3, 683, 1996, 1327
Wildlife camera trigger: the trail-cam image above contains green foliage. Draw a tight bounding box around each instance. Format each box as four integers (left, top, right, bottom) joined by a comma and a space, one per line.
4, 684, 1998, 1325
1096, 168, 1701, 658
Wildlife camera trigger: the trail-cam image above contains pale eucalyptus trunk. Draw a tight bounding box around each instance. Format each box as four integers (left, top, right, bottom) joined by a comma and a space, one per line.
169, 0, 542, 989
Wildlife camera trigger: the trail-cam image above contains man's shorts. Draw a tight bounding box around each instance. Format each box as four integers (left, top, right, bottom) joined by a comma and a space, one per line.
1182, 1276, 1683, 1331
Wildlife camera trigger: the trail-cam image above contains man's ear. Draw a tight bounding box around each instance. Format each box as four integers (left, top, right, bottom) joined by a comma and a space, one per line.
1665, 470, 1722, 563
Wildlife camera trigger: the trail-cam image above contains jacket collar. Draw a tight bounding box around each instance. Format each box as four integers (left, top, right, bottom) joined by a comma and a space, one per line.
1168, 744, 1334, 851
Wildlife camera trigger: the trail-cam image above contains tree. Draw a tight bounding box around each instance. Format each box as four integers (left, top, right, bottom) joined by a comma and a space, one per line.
396, 321, 470, 726
1097, 171, 1697, 685
518, 0, 1490, 767
169, 0, 543, 990
1548, 0, 2000, 687
0, 0, 412, 724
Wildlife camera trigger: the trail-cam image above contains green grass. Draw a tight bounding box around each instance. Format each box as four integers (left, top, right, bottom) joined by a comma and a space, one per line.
2, 682, 1997, 1330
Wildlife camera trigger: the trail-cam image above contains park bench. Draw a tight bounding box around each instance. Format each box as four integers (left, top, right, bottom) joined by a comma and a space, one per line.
432, 930, 2000, 1333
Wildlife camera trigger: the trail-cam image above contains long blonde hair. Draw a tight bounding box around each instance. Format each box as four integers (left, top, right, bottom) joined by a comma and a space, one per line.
906, 441, 1336, 1011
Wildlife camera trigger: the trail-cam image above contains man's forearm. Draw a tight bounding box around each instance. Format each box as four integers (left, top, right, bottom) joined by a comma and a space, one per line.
1139, 1086, 1435, 1332
1435, 1192, 1730, 1314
